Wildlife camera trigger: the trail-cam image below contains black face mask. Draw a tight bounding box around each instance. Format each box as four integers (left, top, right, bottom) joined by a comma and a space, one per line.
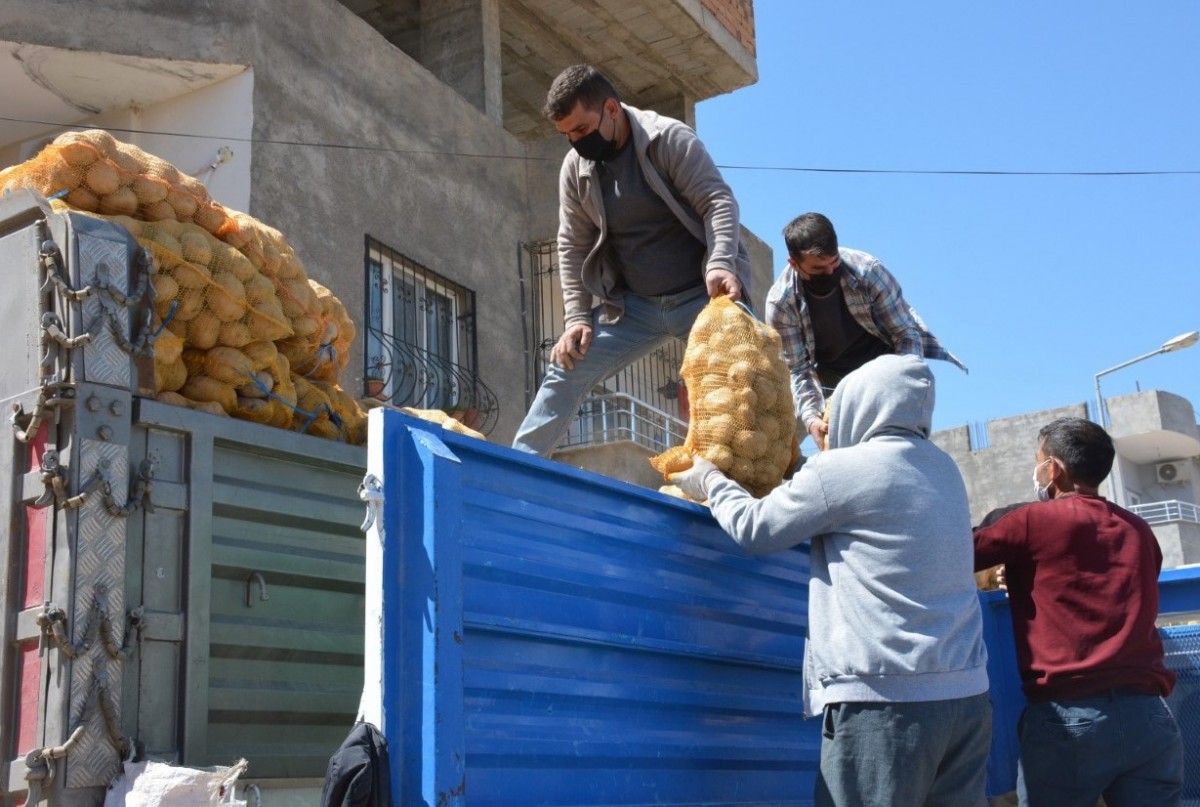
571, 113, 619, 162
802, 264, 842, 296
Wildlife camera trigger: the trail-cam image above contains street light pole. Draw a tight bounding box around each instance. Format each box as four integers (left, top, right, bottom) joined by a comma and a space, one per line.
1092, 330, 1200, 507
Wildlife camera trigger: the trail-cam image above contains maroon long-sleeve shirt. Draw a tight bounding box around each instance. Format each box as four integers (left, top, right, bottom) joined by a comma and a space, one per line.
974, 493, 1176, 702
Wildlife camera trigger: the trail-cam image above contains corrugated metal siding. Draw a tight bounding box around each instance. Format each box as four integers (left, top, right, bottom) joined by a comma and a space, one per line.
132, 400, 367, 778
369, 410, 819, 805
204, 437, 366, 774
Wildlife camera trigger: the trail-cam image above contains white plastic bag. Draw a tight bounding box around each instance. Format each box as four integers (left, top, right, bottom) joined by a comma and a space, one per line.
104, 758, 248, 806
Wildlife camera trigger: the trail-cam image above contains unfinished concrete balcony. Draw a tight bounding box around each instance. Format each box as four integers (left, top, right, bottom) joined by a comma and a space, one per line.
335, 0, 757, 132
1107, 390, 1200, 468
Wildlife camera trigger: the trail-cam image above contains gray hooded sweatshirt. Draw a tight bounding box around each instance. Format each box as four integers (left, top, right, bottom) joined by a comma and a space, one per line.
706, 353, 988, 716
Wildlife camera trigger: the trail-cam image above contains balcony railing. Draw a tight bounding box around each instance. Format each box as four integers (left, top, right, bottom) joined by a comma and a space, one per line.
561, 393, 687, 455
1130, 500, 1200, 526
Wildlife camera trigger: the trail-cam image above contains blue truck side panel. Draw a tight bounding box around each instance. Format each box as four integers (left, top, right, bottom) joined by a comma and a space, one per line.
368, 410, 818, 805
365, 408, 1200, 804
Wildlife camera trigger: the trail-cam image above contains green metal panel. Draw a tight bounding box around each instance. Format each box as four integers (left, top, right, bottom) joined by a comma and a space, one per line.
130, 399, 366, 778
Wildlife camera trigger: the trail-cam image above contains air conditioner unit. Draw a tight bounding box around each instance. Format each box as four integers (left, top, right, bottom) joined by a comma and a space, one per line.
1156, 461, 1192, 484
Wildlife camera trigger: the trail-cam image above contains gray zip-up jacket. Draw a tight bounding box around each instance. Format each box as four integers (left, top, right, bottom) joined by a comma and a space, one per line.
555, 104, 752, 329
706, 354, 989, 716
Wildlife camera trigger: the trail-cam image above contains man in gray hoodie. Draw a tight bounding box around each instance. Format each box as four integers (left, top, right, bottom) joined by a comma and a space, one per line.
671, 354, 991, 806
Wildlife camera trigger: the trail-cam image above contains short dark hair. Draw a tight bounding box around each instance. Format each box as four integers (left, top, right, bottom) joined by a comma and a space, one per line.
1038, 417, 1115, 487
543, 64, 620, 121
782, 212, 839, 260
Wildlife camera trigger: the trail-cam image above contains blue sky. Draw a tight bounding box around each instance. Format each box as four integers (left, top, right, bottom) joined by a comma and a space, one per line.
696, 1, 1200, 445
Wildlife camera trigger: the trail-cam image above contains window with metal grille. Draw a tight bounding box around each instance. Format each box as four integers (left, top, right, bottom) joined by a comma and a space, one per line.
363, 236, 497, 432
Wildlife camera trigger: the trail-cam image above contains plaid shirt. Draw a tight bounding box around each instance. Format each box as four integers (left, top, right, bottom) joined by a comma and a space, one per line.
765, 247, 967, 431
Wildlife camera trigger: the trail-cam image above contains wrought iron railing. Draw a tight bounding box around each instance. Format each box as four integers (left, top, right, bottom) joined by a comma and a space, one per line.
364, 325, 499, 435
1131, 500, 1200, 526
560, 393, 687, 454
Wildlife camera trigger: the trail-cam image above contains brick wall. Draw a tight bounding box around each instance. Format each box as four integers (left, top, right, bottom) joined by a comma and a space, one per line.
700, 0, 756, 56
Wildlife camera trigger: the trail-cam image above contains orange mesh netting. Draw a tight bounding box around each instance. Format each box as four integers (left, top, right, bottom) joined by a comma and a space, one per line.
1, 130, 230, 235
3, 130, 368, 445
650, 297, 797, 499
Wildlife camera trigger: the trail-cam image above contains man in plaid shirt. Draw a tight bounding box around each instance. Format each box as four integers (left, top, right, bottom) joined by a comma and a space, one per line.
766, 212, 966, 449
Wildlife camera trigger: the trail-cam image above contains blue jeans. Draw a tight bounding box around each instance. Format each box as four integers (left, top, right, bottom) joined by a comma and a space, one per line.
814, 693, 992, 807
512, 286, 709, 457
1016, 690, 1183, 807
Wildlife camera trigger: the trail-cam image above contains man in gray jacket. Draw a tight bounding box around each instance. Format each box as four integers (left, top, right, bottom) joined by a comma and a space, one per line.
671, 354, 991, 806
513, 64, 752, 456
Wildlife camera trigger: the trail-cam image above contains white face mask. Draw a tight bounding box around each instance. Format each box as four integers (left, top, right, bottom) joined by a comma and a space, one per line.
1031, 458, 1053, 502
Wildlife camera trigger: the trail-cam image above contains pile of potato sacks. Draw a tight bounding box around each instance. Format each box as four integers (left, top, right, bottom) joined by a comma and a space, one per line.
652, 297, 797, 500
0, 130, 366, 444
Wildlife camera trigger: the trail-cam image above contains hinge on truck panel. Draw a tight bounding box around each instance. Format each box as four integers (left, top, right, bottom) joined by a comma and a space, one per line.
36, 587, 146, 661
67, 456, 157, 515
11, 382, 74, 444
41, 235, 158, 358
359, 473, 385, 535
23, 724, 85, 807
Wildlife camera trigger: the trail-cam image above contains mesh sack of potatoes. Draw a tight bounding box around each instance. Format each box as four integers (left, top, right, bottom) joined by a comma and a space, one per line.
289, 374, 352, 442
296, 279, 356, 384
1, 130, 230, 235
215, 210, 327, 375
308, 379, 369, 446
153, 326, 187, 394
178, 341, 297, 426
650, 296, 797, 499
109, 216, 293, 354
398, 408, 487, 441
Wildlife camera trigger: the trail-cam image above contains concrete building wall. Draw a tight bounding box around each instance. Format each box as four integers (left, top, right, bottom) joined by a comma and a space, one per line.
1, 0, 562, 444
932, 403, 1088, 526
934, 391, 1200, 567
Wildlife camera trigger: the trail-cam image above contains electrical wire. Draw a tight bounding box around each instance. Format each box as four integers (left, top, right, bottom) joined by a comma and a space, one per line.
2, 115, 1198, 176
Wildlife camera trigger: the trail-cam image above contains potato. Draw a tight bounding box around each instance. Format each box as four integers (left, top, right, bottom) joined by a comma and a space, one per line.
752, 375, 778, 409
84, 160, 121, 196
167, 188, 199, 219
56, 141, 100, 168
109, 147, 142, 174
193, 203, 226, 234
155, 390, 189, 408
64, 187, 100, 212
180, 374, 236, 412
132, 176, 168, 204
187, 311, 222, 350
99, 187, 138, 215
241, 340, 278, 370
218, 321, 253, 348
697, 414, 737, 446
172, 287, 205, 322
701, 387, 736, 414
153, 325, 184, 365
757, 415, 782, 442
144, 200, 176, 221
209, 272, 248, 322
732, 429, 768, 460
701, 444, 735, 472
290, 315, 320, 337
154, 359, 187, 393
244, 273, 277, 305
170, 260, 211, 290
727, 359, 756, 386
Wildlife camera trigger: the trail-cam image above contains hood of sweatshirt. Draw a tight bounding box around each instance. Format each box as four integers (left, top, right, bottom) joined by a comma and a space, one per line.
826, 353, 934, 450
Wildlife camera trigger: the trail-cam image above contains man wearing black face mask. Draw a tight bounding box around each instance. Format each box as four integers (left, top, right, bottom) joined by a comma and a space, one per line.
513, 64, 752, 457
766, 212, 966, 449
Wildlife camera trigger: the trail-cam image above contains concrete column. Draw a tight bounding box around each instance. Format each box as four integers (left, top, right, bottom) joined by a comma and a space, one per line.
646, 92, 696, 129
421, 0, 502, 123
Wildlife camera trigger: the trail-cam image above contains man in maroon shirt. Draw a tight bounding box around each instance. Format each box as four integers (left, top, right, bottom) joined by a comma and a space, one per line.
974, 416, 1183, 806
